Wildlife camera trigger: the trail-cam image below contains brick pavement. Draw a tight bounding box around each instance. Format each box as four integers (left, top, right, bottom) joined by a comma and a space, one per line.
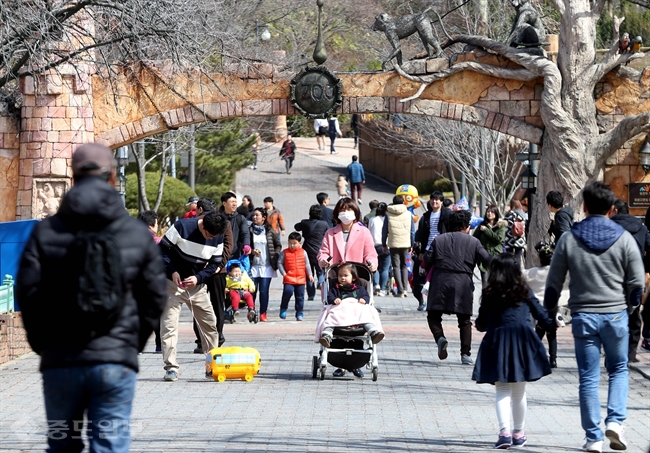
1, 138, 649, 452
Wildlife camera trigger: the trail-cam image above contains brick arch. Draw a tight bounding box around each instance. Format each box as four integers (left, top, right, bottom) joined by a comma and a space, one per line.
5, 53, 649, 221
92, 58, 546, 148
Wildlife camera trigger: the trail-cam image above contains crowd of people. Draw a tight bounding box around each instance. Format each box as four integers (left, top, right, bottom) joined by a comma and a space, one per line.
13, 143, 650, 453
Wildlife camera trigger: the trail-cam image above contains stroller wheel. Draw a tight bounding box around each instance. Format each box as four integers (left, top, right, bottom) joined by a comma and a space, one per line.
320, 365, 326, 381
372, 367, 378, 382
312, 356, 318, 379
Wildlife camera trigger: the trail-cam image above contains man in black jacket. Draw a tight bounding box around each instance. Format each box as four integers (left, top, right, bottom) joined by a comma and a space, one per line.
16, 143, 167, 453
610, 199, 650, 363
295, 204, 330, 300
220, 191, 250, 259
546, 190, 574, 246
415, 191, 451, 258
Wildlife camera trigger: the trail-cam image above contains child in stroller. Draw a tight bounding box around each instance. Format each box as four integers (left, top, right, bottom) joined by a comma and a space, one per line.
319, 263, 385, 347
313, 262, 384, 380
225, 262, 257, 323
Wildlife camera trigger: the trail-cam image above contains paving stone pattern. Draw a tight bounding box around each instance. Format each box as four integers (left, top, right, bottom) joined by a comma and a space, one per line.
1, 138, 649, 452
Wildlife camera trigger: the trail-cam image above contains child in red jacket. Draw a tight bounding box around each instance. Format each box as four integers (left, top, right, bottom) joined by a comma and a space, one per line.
278, 232, 314, 321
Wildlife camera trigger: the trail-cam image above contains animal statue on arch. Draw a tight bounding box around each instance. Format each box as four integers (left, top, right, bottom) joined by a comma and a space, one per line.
372, 1, 468, 71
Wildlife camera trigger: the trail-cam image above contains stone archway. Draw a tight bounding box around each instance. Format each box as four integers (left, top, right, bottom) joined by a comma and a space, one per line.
1, 51, 648, 221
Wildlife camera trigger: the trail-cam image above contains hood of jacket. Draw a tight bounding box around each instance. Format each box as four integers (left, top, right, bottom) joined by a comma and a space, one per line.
610, 213, 644, 234
496, 219, 508, 228
572, 215, 626, 252
557, 206, 574, 219
57, 176, 127, 230
387, 204, 407, 216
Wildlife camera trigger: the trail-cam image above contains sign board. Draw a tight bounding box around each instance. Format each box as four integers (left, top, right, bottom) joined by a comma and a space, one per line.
628, 183, 650, 207
289, 66, 342, 119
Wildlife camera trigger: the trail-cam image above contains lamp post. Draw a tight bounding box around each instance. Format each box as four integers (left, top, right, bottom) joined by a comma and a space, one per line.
516, 143, 540, 225
255, 20, 271, 58
116, 146, 129, 207
639, 135, 650, 174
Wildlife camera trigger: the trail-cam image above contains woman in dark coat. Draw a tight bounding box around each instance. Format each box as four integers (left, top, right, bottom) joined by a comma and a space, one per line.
472, 253, 554, 449
424, 210, 492, 365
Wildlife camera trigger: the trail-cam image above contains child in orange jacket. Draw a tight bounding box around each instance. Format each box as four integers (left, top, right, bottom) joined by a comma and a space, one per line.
278, 232, 314, 321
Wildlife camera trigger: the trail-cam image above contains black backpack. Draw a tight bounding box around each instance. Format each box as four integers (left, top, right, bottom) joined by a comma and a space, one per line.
65, 217, 127, 343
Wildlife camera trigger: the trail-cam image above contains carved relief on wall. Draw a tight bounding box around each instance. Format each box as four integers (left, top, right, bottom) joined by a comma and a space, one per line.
32, 179, 69, 220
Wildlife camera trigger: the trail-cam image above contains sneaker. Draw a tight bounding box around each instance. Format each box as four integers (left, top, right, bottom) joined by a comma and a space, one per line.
369, 330, 385, 344
402, 292, 408, 298
357, 198, 362, 204
461, 354, 474, 365
583, 440, 603, 453
333, 368, 346, 377
296, 314, 304, 321
495, 433, 512, 449
512, 432, 527, 447
352, 368, 364, 378
437, 337, 448, 360
377, 290, 386, 297
155, 345, 162, 353
279, 310, 287, 319
234, 309, 240, 317
417, 303, 425, 311
319, 334, 332, 348
550, 357, 557, 368
205, 370, 213, 379
605, 422, 627, 450
164, 370, 178, 381
193, 346, 203, 354
218, 336, 226, 347
641, 339, 650, 352
247, 309, 256, 322
260, 313, 268, 322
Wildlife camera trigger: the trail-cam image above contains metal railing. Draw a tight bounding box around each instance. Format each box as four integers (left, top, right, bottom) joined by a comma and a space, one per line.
0, 275, 14, 315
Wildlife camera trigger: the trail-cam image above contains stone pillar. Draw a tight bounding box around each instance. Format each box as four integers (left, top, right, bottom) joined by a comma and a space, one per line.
17, 66, 94, 220
0, 103, 20, 222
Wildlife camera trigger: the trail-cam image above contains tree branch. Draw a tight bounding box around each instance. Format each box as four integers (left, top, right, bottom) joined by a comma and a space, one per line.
547, 0, 565, 16
594, 52, 646, 83
593, 0, 607, 18
594, 112, 650, 168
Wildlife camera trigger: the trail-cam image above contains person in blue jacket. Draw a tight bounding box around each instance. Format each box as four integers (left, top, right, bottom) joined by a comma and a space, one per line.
346, 155, 366, 204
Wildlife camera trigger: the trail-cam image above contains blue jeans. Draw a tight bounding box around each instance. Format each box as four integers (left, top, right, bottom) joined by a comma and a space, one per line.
42, 364, 137, 453
572, 310, 629, 442
280, 284, 305, 318
372, 247, 391, 291
252, 277, 272, 314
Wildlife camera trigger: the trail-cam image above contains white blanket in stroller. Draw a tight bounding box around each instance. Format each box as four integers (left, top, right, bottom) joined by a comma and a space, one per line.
314, 297, 384, 342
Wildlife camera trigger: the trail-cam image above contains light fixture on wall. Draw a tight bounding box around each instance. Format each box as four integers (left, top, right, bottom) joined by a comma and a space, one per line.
520, 167, 537, 191
638, 135, 650, 174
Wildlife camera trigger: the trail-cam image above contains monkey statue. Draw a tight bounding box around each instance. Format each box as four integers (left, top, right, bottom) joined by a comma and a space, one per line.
372, 8, 444, 71
506, 0, 546, 50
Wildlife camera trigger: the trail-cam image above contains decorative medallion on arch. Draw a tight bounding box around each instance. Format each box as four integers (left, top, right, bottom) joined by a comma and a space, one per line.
289, 66, 343, 119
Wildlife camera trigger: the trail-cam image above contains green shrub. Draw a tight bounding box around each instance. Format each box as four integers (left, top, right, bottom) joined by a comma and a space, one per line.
125, 172, 196, 222
418, 177, 452, 194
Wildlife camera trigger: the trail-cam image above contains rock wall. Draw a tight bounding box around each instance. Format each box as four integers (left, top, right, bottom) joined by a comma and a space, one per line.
0, 104, 19, 223
0, 313, 31, 365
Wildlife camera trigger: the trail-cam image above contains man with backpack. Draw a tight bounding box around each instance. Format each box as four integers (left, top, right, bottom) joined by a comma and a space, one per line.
16, 143, 168, 453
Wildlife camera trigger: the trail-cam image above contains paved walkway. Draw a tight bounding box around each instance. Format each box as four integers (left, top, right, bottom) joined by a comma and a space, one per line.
1, 138, 649, 452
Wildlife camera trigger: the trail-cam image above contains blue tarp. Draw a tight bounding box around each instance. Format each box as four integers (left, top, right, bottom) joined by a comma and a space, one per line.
0, 220, 38, 311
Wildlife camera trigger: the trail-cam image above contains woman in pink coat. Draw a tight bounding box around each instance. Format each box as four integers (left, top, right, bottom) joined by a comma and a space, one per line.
318, 198, 378, 272
317, 197, 378, 378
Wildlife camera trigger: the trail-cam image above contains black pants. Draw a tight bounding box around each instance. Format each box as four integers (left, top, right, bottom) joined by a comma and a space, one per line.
427, 310, 472, 356
535, 325, 557, 360
193, 273, 226, 348
306, 251, 324, 300
629, 305, 642, 361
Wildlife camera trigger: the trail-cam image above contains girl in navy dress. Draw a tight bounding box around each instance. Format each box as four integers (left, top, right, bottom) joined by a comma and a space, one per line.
472, 253, 554, 449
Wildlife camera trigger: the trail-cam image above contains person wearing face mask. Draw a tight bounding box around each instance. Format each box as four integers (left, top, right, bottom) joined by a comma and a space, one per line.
317, 197, 378, 378
318, 197, 378, 272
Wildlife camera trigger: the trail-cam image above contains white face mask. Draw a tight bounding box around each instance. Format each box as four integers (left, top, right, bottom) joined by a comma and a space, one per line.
338, 211, 356, 224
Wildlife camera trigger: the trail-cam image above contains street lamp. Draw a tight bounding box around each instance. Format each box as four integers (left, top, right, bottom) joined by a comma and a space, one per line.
115, 146, 129, 207
520, 167, 537, 191
638, 135, 650, 174
255, 20, 271, 58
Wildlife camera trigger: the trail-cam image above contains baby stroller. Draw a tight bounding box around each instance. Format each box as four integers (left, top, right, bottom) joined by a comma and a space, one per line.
224, 258, 258, 324
311, 262, 380, 381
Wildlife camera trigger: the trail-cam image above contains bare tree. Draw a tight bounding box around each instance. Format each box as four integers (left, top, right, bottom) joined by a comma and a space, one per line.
368, 115, 525, 211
